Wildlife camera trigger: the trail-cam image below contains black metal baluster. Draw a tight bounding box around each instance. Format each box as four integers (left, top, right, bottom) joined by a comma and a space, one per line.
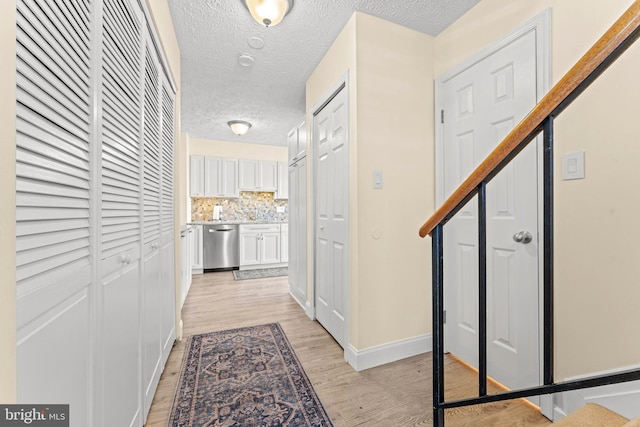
543, 116, 554, 386
432, 224, 445, 427
478, 182, 487, 397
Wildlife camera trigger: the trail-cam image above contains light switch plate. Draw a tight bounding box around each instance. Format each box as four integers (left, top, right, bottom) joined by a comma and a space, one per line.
562, 151, 585, 180
276, 206, 286, 213
372, 170, 383, 189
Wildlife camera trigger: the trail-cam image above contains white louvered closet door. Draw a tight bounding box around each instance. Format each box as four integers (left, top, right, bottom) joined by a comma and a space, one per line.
100, 0, 143, 426
159, 75, 176, 360
15, 0, 93, 425
141, 30, 163, 419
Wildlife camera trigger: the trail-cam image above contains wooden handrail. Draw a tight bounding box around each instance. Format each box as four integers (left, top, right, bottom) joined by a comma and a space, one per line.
419, 0, 640, 238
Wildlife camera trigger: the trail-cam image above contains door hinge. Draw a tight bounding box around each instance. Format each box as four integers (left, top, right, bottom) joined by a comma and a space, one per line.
441, 109, 444, 124
443, 310, 446, 324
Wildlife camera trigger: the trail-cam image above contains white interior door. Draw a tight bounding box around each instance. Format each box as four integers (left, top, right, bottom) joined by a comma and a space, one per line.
439, 28, 542, 396
314, 85, 349, 348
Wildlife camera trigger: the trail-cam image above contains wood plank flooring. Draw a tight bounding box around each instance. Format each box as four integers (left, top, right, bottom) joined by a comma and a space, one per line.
145, 272, 552, 426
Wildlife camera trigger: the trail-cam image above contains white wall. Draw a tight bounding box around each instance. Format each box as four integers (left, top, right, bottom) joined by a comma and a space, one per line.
0, 0, 17, 403
434, 0, 640, 380
307, 12, 434, 353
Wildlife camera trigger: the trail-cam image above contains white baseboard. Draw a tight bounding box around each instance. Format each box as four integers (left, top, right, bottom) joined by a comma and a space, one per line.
345, 333, 432, 372
553, 364, 640, 421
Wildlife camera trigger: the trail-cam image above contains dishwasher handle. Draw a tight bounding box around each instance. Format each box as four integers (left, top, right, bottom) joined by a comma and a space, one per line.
208, 228, 234, 232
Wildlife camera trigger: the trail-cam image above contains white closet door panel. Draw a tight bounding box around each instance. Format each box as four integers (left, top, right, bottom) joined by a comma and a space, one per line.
17, 265, 91, 329
16, 0, 92, 418
17, 287, 90, 426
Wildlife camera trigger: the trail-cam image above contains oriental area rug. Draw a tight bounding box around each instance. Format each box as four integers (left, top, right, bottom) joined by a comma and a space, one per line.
168, 323, 333, 427
233, 267, 289, 281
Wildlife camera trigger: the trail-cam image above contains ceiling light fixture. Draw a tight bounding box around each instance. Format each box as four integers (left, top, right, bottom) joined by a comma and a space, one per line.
243, 0, 293, 28
228, 120, 252, 136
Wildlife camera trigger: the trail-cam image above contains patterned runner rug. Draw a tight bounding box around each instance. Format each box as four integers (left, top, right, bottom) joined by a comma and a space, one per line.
168, 323, 333, 426
233, 267, 288, 281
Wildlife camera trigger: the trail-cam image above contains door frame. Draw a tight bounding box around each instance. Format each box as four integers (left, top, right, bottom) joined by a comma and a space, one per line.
434, 9, 552, 417
309, 71, 350, 354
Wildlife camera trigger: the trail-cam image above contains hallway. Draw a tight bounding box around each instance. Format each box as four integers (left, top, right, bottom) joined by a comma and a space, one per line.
145, 272, 549, 426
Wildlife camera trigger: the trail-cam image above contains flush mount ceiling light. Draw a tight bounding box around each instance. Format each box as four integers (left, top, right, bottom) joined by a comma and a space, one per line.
243, 0, 293, 28
228, 120, 252, 136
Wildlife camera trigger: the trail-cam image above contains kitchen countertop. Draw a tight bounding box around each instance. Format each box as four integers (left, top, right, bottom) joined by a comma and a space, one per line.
188, 220, 287, 225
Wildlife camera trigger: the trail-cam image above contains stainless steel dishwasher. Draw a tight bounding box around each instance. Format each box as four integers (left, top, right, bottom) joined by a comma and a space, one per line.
203, 224, 239, 271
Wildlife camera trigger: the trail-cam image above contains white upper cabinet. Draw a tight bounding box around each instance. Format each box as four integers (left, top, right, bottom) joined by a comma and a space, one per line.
288, 121, 306, 165
204, 156, 221, 197
260, 160, 278, 191
239, 159, 277, 192
220, 157, 239, 197
239, 159, 258, 191
204, 156, 238, 198
190, 155, 204, 197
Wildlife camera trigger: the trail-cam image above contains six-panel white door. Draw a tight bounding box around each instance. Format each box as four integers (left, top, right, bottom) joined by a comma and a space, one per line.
315, 86, 349, 348
439, 29, 541, 395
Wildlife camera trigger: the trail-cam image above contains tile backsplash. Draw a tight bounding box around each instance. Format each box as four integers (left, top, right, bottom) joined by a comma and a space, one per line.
191, 192, 288, 222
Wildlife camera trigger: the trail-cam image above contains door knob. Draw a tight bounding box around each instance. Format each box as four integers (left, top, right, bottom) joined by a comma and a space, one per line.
513, 231, 533, 244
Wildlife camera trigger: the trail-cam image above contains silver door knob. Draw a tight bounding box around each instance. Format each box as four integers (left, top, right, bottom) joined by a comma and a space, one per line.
513, 231, 533, 244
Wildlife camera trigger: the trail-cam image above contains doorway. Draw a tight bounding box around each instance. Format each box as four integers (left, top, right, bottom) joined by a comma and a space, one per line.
435, 11, 551, 409
312, 75, 350, 349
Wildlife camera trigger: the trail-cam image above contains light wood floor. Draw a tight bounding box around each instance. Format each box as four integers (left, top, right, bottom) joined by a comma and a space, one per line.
145, 272, 552, 426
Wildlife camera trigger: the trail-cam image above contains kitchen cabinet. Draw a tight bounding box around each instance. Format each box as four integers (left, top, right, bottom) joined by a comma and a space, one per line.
239, 159, 278, 191
190, 225, 204, 273
275, 161, 288, 199
239, 224, 282, 267
205, 157, 239, 198
190, 155, 205, 196
288, 121, 306, 166
280, 224, 289, 263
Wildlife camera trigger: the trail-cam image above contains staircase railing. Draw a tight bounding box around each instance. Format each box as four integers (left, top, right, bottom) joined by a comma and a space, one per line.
419, 2, 640, 425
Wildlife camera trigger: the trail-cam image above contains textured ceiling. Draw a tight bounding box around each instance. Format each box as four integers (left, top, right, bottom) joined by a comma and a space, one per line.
169, 0, 480, 146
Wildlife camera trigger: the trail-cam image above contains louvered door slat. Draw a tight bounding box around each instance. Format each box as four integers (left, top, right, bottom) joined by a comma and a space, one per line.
30, 0, 90, 64
36, 0, 90, 55
17, 70, 89, 126
17, 228, 90, 252
58, 0, 91, 42
18, 2, 89, 81
16, 42, 89, 109
101, 0, 142, 260
17, 117, 90, 160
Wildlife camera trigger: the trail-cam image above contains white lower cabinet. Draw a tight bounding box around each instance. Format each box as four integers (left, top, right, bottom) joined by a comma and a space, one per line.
190, 225, 203, 273
239, 224, 283, 267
